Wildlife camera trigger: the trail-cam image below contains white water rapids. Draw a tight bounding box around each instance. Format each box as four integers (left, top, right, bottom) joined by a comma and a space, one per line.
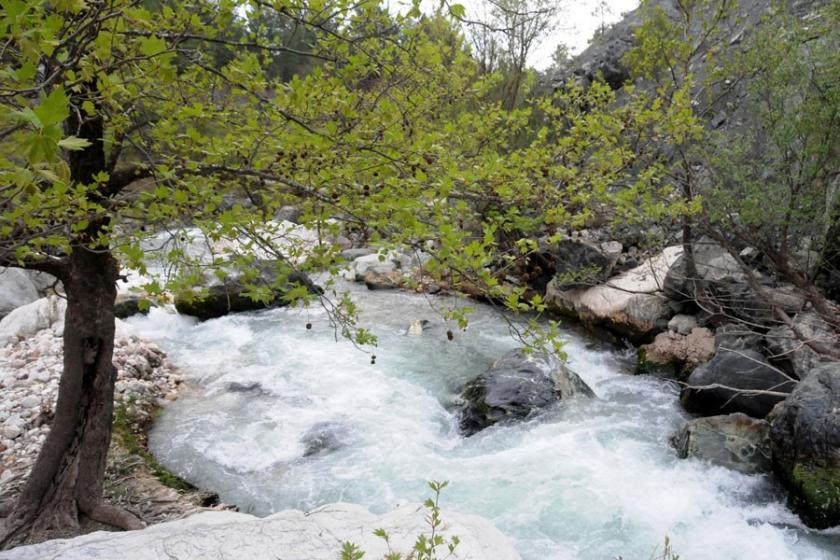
128, 282, 840, 560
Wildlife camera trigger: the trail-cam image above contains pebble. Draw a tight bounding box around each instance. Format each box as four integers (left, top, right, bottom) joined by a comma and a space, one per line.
0, 320, 182, 494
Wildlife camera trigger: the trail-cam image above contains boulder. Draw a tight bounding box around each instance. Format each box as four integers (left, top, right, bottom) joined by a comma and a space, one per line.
681, 348, 796, 418
0, 297, 66, 347
638, 327, 715, 377
114, 294, 152, 319
546, 246, 682, 342
668, 314, 699, 335
714, 323, 764, 353
175, 265, 320, 321
0, 268, 39, 320
457, 349, 594, 436
770, 362, 840, 528
670, 413, 772, 474
0, 503, 521, 560
545, 238, 619, 290
344, 250, 429, 290
663, 241, 805, 324
765, 311, 840, 380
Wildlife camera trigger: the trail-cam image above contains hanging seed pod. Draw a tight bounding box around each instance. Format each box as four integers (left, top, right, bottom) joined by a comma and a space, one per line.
305, 322, 312, 330
446, 330, 454, 341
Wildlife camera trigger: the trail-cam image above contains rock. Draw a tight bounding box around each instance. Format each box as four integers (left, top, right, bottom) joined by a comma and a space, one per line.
668, 314, 698, 335
639, 327, 715, 376
225, 381, 269, 395
457, 349, 593, 436
714, 323, 764, 352
0, 503, 521, 560
115, 294, 151, 319
24, 270, 60, 297
545, 238, 619, 290
175, 266, 321, 321
681, 348, 796, 418
663, 241, 805, 324
546, 246, 682, 342
0, 297, 66, 347
663, 241, 744, 303
406, 319, 428, 336
0, 425, 22, 440
363, 270, 404, 290
770, 362, 840, 528
765, 311, 840, 380
670, 413, 771, 474
0, 268, 39, 320
300, 421, 348, 457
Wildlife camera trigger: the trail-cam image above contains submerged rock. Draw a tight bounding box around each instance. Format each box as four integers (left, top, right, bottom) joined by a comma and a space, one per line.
300, 421, 348, 457
0, 503, 521, 560
457, 349, 594, 436
770, 362, 840, 529
681, 348, 796, 418
670, 413, 771, 474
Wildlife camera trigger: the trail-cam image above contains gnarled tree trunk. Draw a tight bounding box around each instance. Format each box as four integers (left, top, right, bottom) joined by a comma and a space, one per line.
1, 90, 141, 550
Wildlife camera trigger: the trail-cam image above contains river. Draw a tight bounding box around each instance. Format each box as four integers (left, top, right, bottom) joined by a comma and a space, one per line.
127, 282, 840, 560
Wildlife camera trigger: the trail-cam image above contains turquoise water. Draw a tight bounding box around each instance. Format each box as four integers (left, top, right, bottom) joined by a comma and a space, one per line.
129, 283, 840, 560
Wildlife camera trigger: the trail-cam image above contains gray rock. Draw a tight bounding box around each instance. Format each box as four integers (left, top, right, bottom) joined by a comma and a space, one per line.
681, 348, 796, 418
546, 238, 619, 290
670, 413, 771, 474
0, 503, 521, 560
0, 268, 39, 320
668, 314, 699, 335
624, 293, 671, 337
457, 349, 594, 436
175, 263, 321, 321
300, 421, 348, 457
765, 311, 839, 380
714, 323, 764, 352
769, 362, 840, 528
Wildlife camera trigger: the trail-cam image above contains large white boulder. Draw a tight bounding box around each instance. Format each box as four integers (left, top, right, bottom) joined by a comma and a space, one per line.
0, 268, 39, 319
546, 246, 682, 340
0, 296, 65, 347
0, 296, 134, 347
0, 503, 521, 560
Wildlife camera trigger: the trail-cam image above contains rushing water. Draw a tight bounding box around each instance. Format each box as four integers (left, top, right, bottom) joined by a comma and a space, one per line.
128, 282, 840, 560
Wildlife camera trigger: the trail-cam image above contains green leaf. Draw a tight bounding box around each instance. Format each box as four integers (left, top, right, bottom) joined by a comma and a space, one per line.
33, 87, 70, 128
58, 136, 92, 151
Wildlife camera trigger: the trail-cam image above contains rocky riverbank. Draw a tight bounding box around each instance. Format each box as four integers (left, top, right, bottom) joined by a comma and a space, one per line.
0, 298, 223, 543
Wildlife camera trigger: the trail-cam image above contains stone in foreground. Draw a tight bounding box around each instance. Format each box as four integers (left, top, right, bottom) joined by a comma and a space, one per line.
0, 503, 521, 560
457, 349, 594, 436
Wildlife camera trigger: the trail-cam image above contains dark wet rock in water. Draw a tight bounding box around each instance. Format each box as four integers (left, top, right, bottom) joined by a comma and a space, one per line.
225, 381, 269, 395
175, 264, 322, 321
457, 349, 594, 436
681, 348, 795, 418
301, 421, 348, 457
670, 413, 772, 474
770, 362, 840, 529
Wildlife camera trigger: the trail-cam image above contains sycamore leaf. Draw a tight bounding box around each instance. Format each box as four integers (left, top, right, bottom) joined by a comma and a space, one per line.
33, 87, 69, 128
58, 136, 92, 151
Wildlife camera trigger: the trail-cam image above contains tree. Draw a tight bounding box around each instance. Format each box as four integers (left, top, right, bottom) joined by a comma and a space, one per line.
624, 0, 840, 352
0, 0, 504, 545
460, 0, 560, 109
0, 0, 706, 547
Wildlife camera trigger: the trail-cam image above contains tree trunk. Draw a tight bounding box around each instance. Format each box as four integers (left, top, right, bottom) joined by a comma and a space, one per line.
1, 88, 141, 550
0, 249, 142, 549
